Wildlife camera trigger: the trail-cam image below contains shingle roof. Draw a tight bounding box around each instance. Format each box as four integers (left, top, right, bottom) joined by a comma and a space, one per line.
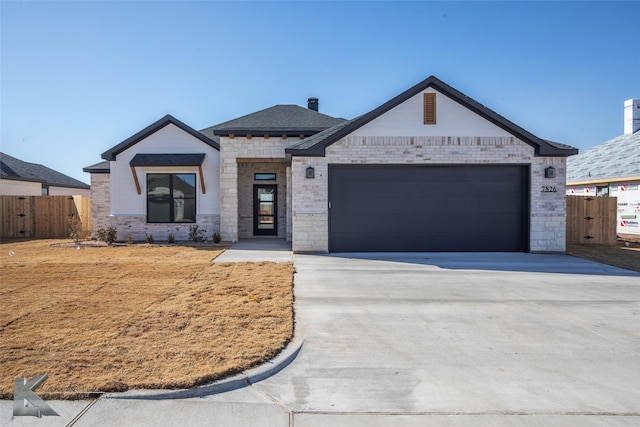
566, 133, 640, 183
83, 160, 110, 173
202, 105, 346, 137
285, 76, 578, 157
102, 115, 220, 161
0, 152, 90, 189
129, 153, 206, 167
285, 118, 357, 151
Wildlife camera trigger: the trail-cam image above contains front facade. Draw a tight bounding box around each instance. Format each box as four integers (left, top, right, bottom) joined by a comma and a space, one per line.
566, 98, 640, 236
85, 76, 577, 252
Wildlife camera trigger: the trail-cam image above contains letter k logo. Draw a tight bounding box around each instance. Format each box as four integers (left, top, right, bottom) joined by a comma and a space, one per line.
13, 374, 59, 417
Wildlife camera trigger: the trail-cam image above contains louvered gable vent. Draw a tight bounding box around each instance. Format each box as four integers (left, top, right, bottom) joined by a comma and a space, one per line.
423, 93, 436, 125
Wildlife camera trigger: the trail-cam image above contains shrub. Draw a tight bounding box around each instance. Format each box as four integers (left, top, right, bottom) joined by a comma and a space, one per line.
167, 233, 175, 244
188, 225, 206, 243
145, 234, 154, 244
96, 227, 117, 245
127, 235, 136, 245
212, 232, 221, 244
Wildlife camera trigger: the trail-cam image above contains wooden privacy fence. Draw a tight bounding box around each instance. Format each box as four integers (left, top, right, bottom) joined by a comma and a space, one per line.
566, 195, 617, 245
0, 195, 91, 239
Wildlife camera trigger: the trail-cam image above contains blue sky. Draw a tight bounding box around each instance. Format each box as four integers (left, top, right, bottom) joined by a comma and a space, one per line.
1, 1, 638, 184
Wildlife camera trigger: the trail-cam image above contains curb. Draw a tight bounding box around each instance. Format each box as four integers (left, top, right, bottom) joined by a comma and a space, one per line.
107, 336, 303, 400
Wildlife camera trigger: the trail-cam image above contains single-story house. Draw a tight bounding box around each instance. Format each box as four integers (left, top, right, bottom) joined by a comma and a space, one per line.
566, 98, 640, 236
84, 75, 577, 252
1, 152, 90, 197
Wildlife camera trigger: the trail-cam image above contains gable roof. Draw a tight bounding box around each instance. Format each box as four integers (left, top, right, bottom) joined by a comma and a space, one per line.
202, 105, 346, 138
0, 152, 90, 189
101, 114, 220, 161
567, 133, 640, 184
285, 76, 578, 157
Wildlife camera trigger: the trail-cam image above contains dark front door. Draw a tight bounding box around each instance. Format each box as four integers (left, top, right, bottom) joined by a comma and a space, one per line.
254, 185, 278, 236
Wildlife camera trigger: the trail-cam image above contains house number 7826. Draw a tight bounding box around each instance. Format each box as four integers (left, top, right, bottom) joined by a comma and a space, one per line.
541, 185, 557, 193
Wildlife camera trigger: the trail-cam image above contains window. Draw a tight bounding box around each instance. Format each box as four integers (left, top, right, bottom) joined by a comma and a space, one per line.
423, 92, 436, 125
147, 174, 196, 223
596, 185, 609, 197
255, 173, 277, 181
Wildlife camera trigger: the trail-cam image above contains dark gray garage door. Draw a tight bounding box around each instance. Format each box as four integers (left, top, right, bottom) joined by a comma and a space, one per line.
328, 164, 529, 252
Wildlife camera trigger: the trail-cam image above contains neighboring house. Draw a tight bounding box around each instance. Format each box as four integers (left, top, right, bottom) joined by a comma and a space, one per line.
1, 152, 90, 197
85, 75, 577, 252
567, 98, 640, 236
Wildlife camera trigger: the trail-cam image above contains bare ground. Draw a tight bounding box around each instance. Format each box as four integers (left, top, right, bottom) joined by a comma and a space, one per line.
566, 234, 640, 273
0, 239, 294, 399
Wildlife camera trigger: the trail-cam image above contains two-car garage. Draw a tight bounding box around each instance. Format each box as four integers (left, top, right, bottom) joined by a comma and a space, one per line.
328, 164, 529, 252
287, 76, 576, 253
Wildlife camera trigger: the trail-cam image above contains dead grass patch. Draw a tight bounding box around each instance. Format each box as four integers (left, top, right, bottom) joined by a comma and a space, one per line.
0, 239, 293, 399
567, 234, 640, 273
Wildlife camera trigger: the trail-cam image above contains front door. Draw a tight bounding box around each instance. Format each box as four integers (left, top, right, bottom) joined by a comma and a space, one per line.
254, 185, 277, 236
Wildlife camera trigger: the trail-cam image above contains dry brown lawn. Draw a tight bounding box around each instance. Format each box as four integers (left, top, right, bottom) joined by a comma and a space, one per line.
0, 239, 293, 399
567, 234, 640, 273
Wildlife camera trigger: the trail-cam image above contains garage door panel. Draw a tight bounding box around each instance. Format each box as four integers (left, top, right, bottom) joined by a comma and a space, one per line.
331, 231, 523, 252
331, 212, 523, 234
329, 165, 528, 252
331, 196, 522, 216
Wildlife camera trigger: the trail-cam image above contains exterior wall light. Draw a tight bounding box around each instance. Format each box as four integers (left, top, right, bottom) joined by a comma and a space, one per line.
544, 166, 556, 179
306, 166, 315, 179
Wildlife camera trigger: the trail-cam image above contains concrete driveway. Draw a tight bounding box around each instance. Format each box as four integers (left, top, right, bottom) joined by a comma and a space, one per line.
252, 252, 640, 425
3, 252, 639, 426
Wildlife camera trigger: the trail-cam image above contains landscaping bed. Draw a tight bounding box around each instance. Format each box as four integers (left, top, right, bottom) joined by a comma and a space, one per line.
0, 239, 294, 399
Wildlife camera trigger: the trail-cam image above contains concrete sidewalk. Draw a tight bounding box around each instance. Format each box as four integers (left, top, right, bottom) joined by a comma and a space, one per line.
213, 238, 292, 263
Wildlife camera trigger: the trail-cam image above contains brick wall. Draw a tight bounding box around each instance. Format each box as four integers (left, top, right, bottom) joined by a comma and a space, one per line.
89, 173, 110, 236
291, 135, 567, 253
219, 136, 293, 242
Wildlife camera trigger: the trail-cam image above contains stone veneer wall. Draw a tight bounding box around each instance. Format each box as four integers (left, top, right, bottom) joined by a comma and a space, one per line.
237, 161, 287, 239
109, 214, 220, 242
89, 173, 111, 237
219, 136, 294, 242
291, 135, 567, 253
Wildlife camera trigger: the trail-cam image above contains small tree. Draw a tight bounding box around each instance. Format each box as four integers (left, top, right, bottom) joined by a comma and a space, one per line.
68, 214, 84, 245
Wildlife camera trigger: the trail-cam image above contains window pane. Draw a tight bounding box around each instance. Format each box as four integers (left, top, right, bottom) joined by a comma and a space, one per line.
255, 173, 276, 181
148, 199, 171, 222
174, 198, 196, 222
175, 174, 196, 198
147, 173, 196, 223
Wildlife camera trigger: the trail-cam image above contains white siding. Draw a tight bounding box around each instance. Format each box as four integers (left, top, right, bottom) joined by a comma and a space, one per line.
350, 88, 513, 137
